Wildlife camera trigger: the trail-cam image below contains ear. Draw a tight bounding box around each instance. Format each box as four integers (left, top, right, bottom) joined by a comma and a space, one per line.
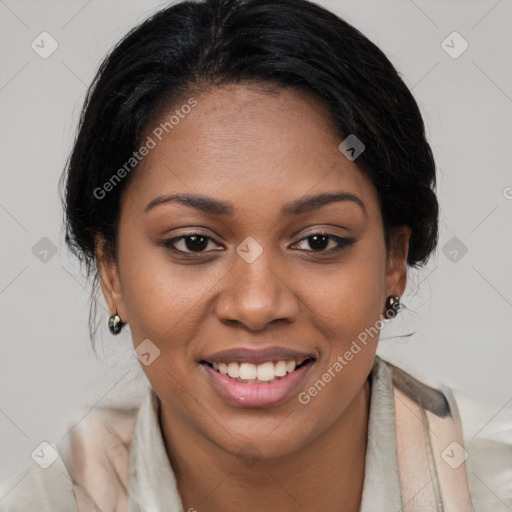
384, 225, 411, 304
95, 236, 127, 322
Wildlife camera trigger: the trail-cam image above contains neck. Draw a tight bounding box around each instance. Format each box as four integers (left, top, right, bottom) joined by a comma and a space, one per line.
160, 379, 371, 512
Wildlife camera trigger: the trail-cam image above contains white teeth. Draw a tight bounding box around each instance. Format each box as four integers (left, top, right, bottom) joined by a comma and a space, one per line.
275, 361, 287, 377
210, 359, 308, 382
256, 362, 275, 381
239, 363, 257, 380
227, 362, 240, 378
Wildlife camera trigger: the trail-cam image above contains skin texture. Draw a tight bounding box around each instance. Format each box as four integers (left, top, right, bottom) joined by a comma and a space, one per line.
97, 83, 411, 512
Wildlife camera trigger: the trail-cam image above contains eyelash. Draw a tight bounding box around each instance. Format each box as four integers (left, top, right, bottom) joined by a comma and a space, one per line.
162, 232, 356, 256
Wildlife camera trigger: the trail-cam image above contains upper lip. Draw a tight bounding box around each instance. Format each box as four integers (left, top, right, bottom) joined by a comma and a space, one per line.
201, 346, 318, 366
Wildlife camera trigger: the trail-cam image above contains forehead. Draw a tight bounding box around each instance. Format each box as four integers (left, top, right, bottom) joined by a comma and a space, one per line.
122, 84, 379, 220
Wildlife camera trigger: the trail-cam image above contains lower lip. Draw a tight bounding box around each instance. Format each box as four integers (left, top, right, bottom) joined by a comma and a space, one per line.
201, 360, 315, 408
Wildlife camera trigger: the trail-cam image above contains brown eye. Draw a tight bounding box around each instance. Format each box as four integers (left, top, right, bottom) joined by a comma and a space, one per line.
293, 234, 356, 253
163, 234, 222, 254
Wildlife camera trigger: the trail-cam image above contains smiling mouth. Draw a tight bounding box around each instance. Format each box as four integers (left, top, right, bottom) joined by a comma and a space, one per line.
200, 358, 315, 384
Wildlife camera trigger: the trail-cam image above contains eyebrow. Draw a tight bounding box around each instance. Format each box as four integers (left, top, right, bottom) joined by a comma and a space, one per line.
144, 191, 366, 217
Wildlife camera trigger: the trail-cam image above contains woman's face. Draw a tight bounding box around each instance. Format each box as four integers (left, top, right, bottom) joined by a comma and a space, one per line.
98, 83, 410, 460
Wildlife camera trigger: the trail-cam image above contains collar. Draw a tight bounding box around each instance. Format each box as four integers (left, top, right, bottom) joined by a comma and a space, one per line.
359, 355, 402, 511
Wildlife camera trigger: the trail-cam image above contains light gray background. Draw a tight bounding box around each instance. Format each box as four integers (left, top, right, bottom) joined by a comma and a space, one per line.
1, 0, 511, 484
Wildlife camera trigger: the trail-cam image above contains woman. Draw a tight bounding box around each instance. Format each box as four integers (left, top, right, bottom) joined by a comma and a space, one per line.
0, 0, 510, 510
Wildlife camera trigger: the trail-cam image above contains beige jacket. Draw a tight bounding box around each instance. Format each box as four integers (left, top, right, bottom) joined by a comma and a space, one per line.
1, 356, 511, 511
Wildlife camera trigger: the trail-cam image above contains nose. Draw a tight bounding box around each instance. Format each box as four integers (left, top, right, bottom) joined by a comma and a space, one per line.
215, 249, 300, 331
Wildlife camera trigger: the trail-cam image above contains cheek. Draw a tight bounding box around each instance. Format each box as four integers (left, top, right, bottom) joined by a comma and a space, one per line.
115, 238, 215, 403
116, 234, 216, 347
303, 238, 386, 367
296, 259, 383, 426
310, 247, 385, 328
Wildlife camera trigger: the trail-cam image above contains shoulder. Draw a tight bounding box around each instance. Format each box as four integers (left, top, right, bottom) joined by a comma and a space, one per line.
57, 400, 141, 511
381, 357, 512, 510
451, 387, 512, 511
0, 396, 143, 512
0, 442, 77, 511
